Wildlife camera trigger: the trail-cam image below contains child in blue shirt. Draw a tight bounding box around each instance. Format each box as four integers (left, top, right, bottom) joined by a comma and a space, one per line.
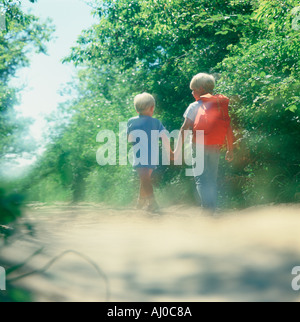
127, 93, 174, 212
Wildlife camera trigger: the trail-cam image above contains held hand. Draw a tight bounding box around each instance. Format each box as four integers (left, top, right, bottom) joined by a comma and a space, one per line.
173, 148, 182, 163
225, 150, 234, 163
170, 151, 175, 161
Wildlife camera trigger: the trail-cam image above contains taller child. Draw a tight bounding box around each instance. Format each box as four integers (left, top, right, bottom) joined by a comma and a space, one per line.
175, 73, 234, 213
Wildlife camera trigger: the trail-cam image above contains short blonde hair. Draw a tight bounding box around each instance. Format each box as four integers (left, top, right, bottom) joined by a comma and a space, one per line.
134, 93, 155, 113
190, 73, 215, 93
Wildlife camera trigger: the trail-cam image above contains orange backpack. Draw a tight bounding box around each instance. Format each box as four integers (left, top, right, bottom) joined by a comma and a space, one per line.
193, 94, 231, 145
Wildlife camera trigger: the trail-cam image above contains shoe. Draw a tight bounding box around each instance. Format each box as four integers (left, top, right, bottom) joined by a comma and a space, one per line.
136, 198, 147, 210
147, 200, 161, 214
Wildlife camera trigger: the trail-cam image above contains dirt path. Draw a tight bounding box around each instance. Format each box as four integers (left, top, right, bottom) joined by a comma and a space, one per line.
1, 203, 300, 302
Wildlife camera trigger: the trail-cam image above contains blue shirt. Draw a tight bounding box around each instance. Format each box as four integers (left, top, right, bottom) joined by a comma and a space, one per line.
127, 115, 166, 168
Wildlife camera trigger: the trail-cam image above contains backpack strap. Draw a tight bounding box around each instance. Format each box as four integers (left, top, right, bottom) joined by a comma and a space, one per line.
217, 97, 226, 121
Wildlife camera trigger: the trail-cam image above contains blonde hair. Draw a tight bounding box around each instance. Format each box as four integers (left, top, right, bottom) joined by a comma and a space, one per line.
190, 73, 215, 93
134, 93, 155, 113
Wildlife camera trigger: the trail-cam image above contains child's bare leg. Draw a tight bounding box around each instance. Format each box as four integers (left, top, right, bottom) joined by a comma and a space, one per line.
137, 168, 158, 210
137, 168, 160, 213
138, 168, 154, 197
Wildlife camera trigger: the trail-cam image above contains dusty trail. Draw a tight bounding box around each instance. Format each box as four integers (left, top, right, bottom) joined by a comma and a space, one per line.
1, 203, 300, 302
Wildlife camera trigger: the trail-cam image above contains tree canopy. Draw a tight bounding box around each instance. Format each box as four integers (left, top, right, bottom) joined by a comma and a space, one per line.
0, 0, 53, 160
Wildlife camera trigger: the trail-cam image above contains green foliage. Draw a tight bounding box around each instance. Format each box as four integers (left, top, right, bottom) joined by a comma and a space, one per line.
0, 280, 33, 302
0, 188, 23, 225
66, 0, 254, 127
0, 0, 54, 159
215, 0, 300, 206
0, 0, 54, 237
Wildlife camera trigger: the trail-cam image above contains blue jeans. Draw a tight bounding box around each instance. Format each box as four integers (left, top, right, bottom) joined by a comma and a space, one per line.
193, 145, 220, 212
